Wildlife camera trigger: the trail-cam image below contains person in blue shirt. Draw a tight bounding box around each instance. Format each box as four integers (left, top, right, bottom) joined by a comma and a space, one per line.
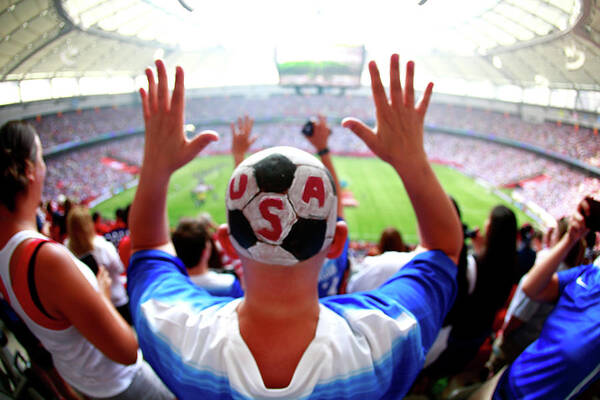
126, 55, 462, 399
472, 197, 600, 399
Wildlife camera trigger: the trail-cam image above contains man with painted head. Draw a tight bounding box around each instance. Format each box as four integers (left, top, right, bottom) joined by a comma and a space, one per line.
127, 55, 462, 399
229, 114, 350, 297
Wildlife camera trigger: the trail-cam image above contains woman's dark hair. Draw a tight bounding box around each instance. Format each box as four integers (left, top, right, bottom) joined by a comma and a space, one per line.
479, 205, 518, 280
172, 217, 222, 270
378, 227, 407, 253
476, 205, 518, 313
450, 205, 518, 342
0, 121, 39, 212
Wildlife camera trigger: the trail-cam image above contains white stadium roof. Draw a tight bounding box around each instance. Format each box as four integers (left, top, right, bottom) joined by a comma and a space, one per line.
1, 0, 600, 109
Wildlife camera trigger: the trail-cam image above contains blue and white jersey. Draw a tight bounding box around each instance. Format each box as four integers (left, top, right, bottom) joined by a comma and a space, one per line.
317, 235, 349, 297
495, 263, 600, 400
127, 249, 456, 399
188, 270, 244, 298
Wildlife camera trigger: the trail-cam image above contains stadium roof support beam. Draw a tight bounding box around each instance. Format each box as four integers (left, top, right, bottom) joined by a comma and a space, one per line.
54, 0, 176, 52
1, 25, 72, 81
513, 1, 570, 30
486, 0, 589, 55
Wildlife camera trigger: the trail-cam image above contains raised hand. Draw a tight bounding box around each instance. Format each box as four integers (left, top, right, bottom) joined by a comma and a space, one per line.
131, 61, 218, 252
231, 115, 257, 167
342, 54, 433, 174
307, 114, 330, 152
342, 54, 461, 263
139, 60, 218, 177
569, 198, 591, 242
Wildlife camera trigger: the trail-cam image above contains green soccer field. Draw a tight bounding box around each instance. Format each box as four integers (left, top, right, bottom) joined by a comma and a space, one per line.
93, 155, 534, 244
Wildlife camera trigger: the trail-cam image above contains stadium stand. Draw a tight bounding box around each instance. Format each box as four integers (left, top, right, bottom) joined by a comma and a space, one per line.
34, 100, 599, 225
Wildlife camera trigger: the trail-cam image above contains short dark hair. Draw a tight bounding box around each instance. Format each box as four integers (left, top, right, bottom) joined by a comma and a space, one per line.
378, 227, 406, 253
0, 121, 39, 212
172, 217, 222, 270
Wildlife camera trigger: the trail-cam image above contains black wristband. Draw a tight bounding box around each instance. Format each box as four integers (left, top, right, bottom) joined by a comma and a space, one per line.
317, 147, 330, 157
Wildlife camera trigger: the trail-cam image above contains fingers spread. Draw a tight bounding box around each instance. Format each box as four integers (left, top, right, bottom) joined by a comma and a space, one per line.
146, 68, 158, 113
187, 131, 219, 161
389, 54, 403, 108
155, 60, 170, 111
404, 61, 415, 107
342, 117, 377, 152
417, 82, 434, 117
171, 66, 185, 116
139, 88, 150, 123
248, 116, 254, 132
194, 130, 220, 147
368, 61, 389, 116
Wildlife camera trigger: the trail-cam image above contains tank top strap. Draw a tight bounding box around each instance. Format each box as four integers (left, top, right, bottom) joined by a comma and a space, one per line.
11, 238, 70, 330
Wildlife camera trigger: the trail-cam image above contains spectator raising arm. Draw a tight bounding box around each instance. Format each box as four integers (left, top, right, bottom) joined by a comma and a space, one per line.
130, 61, 219, 254
342, 55, 462, 264
522, 199, 589, 302
231, 115, 257, 167
307, 115, 344, 218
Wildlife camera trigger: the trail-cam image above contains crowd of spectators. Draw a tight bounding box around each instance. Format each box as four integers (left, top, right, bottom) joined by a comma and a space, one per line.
29, 94, 599, 223
3, 56, 599, 399
30, 106, 142, 149
40, 116, 599, 226
43, 136, 144, 203
27, 95, 599, 169
423, 132, 600, 219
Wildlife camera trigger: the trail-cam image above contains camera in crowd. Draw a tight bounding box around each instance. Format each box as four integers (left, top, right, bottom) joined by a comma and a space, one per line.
301, 120, 315, 137
463, 223, 478, 239
301, 118, 332, 137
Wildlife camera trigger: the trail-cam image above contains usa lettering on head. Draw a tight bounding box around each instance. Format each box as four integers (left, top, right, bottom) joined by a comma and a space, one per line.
226, 146, 337, 265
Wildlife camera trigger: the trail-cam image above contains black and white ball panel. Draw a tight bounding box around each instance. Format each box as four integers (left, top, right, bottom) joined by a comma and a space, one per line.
226, 146, 338, 266
226, 166, 259, 211
253, 153, 296, 193
243, 193, 297, 245
289, 165, 336, 220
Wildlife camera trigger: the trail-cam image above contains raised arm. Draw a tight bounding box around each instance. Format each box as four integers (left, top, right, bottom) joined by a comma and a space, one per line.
522, 203, 588, 302
342, 55, 461, 263
130, 61, 219, 254
306, 115, 344, 218
231, 115, 257, 167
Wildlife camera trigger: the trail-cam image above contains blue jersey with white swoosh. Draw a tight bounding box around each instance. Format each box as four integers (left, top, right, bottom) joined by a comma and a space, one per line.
496, 263, 600, 399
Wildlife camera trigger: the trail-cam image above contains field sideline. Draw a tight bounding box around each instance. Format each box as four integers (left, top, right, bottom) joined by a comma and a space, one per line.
93, 155, 533, 244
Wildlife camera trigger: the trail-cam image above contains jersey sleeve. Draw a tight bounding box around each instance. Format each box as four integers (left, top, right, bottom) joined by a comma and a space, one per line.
228, 278, 244, 298
324, 250, 457, 352
377, 250, 457, 350
507, 278, 540, 322
126, 250, 235, 397
557, 264, 588, 294
127, 250, 230, 320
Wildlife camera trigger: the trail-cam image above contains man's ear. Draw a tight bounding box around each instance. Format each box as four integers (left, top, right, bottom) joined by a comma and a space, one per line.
25, 160, 35, 182
327, 221, 348, 259
217, 224, 238, 258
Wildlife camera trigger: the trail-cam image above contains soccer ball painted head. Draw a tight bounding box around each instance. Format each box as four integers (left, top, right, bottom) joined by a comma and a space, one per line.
226, 146, 338, 266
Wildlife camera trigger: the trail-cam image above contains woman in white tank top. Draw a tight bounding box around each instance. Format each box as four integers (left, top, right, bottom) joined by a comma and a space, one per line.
0, 121, 172, 399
